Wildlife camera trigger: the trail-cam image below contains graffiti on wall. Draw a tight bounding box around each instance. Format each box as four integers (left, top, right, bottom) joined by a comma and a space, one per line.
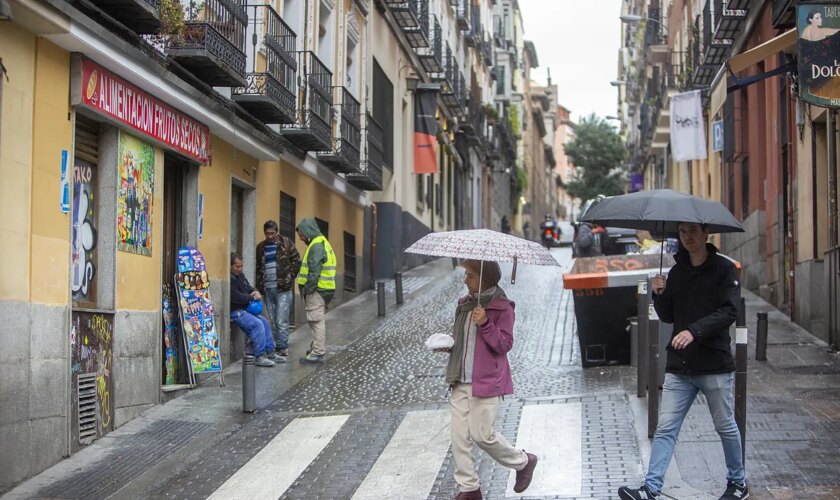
72, 160, 98, 305
70, 310, 114, 449
117, 132, 155, 256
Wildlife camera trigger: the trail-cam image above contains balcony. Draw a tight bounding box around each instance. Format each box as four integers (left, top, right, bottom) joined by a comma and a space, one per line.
318, 87, 362, 174
417, 15, 443, 74
481, 33, 493, 66
442, 70, 467, 116
346, 114, 384, 191
772, 0, 795, 28
90, 0, 160, 33
713, 0, 748, 42
456, 0, 469, 30
385, 0, 428, 47
232, 5, 297, 124
167, 0, 248, 87
280, 51, 333, 151
466, 8, 481, 47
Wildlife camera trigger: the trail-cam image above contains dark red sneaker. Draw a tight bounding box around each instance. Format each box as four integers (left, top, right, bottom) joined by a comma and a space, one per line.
513, 452, 538, 493
454, 489, 483, 500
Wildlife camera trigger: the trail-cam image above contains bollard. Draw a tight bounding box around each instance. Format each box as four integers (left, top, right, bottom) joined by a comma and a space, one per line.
395, 272, 404, 305
242, 355, 256, 413
377, 281, 386, 316
637, 280, 649, 398
756, 312, 768, 361
735, 297, 748, 464
648, 312, 660, 438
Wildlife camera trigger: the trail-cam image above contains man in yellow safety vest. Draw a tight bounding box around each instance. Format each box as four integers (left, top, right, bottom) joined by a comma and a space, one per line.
295, 218, 336, 363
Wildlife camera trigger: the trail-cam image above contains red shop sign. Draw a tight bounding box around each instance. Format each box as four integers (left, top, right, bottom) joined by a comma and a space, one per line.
73, 57, 209, 164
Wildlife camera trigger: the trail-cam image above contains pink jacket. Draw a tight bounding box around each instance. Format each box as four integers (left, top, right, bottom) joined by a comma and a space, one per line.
458, 294, 516, 397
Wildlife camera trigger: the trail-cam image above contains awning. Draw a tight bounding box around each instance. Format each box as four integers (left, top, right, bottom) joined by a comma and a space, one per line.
727, 29, 796, 73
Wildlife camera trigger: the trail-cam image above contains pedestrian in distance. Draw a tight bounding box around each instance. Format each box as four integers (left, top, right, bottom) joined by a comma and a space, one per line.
229, 253, 284, 367
434, 259, 538, 500
296, 218, 336, 364
618, 222, 748, 500
256, 220, 302, 358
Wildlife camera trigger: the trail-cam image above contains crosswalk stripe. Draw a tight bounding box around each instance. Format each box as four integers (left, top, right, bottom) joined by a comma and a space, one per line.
506, 403, 582, 497
207, 414, 349, 500
351, 409, 451, 500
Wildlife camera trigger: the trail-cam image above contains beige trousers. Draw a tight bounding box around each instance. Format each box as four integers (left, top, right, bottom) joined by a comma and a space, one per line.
304, 292, 327, 356
450, 383, 528, 492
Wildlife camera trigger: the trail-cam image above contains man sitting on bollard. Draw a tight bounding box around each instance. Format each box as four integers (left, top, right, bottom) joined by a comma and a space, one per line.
230, 253, 284, 367
618, 222, 748, 500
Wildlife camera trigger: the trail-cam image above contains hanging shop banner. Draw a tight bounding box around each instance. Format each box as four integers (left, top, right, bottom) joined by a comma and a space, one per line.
71, 56, 209, 164
670, 90, 708, 162
798, 4, 840, 108
117, 132, 155, 256
414, 89, 439, 175
175, 246, 222, 375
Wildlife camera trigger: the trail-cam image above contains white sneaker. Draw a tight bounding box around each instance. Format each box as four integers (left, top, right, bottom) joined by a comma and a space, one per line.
254, 355, 275, 367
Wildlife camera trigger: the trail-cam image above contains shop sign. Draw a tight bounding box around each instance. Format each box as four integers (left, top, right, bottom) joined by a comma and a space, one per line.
71, 57, 209, 163
798, 4, 840, 108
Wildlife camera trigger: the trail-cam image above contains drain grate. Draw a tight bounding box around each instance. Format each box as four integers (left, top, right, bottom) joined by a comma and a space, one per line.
77, 373, 97, 445
777, 364, 840, 375
795, 388, 840, 400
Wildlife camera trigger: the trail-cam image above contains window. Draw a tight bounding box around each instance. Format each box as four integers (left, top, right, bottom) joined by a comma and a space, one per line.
280, 192, 297, 243
343, 231, 356, 292
372, 59, 394, 169
417, 174, 425, 211
315, 217, 329, 239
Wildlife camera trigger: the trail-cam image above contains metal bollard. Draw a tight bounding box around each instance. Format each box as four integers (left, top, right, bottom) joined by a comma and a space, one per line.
377, 281, 386, 316
756, 312, 768, 361
648, 313, 660, 439
637, 280, 649, 398
735, 297, 748, 464
395, 272, 404, 305
242, 355, 256, 413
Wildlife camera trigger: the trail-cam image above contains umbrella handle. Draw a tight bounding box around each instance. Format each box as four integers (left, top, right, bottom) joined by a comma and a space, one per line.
478, 261, 483, 298
511, 255, 518, 285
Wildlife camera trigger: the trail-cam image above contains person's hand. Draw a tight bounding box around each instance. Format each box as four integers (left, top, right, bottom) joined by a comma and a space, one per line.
432, 348, 451, 353
251, 291, 261, 300
651, 274, 667, 295
472, 306, 488, 326
671, 329, 694, 350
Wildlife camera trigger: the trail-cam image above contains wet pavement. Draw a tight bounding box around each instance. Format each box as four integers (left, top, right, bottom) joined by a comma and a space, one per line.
3, 247, 840, 499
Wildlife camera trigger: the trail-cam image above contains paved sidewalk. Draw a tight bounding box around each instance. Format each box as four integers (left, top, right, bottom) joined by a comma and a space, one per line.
1, 258, 456, 500
626, 288, 840, 500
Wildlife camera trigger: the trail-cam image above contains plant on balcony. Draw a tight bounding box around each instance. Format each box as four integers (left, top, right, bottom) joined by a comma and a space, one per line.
508, 105, 521, 138
159, 0, 186, 37
515, 163, 528, 194
484, 103, 499, 124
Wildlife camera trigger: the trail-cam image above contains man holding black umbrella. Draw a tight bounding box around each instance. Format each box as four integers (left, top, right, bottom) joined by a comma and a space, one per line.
618, 222, 748, 500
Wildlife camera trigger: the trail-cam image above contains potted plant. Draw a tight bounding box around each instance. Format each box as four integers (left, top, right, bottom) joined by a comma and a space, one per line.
484, 103, 499, 125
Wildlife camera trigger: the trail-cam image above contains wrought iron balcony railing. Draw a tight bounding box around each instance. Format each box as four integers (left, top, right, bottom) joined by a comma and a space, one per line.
167, 0, 248, 86
466, 8, 481, 47
417, 15, 443, 74
318, 87, 362, 174
232, 5, 297, 124
280, 51, 333, 151
90, 0, 161, 33
385, 0, 428, 47
772, 0, 795, 28
346, 114, 384, 191
481, 32, 493, 66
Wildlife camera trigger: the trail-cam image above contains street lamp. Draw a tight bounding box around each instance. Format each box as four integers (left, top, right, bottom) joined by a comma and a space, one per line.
610, 80, 626, 87
620, 14, 663, 26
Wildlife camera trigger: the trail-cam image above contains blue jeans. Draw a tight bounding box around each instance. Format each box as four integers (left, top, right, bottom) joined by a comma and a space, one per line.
264, 288, 293, 350
231, 309, 275, 357
645, 372, 745, 494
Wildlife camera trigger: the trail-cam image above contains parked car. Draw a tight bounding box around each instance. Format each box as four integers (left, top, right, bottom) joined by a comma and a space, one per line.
573, 196, 638, 256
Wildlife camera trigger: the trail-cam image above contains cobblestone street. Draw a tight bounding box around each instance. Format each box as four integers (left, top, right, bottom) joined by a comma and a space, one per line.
6, 249, 840, 499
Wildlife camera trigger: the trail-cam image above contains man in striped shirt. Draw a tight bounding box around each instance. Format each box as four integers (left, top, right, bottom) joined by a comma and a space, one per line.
256, 220, 302, 357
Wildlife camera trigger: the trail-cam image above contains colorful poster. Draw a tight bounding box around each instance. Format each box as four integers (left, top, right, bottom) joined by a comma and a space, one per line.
162, 284, 180, 385
798, 4, 840, 107
117, 132, 155, 256
175, 246, 222, 374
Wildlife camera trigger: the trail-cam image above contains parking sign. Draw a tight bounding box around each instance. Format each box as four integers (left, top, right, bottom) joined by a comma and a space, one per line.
712, 120, 724, 152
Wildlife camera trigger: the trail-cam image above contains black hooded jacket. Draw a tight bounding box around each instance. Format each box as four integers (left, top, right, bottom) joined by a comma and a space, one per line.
653, 243, 740, 375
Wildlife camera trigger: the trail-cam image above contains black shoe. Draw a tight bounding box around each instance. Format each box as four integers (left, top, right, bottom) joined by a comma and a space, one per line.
719, 481, 749, 500
618, 484, 660, 500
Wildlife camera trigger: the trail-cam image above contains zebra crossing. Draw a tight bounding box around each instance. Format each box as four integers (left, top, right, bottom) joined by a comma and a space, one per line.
207, 403, 585, 499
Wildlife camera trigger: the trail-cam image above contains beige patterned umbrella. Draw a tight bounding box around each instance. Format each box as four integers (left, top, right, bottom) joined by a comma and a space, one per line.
405, 229, 559, 286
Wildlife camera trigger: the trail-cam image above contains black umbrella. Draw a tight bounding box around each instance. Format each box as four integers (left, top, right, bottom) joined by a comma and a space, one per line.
580, 189, 744, 271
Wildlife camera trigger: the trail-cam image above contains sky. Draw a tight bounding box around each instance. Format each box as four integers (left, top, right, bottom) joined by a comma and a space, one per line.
518, 0, 622, 123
